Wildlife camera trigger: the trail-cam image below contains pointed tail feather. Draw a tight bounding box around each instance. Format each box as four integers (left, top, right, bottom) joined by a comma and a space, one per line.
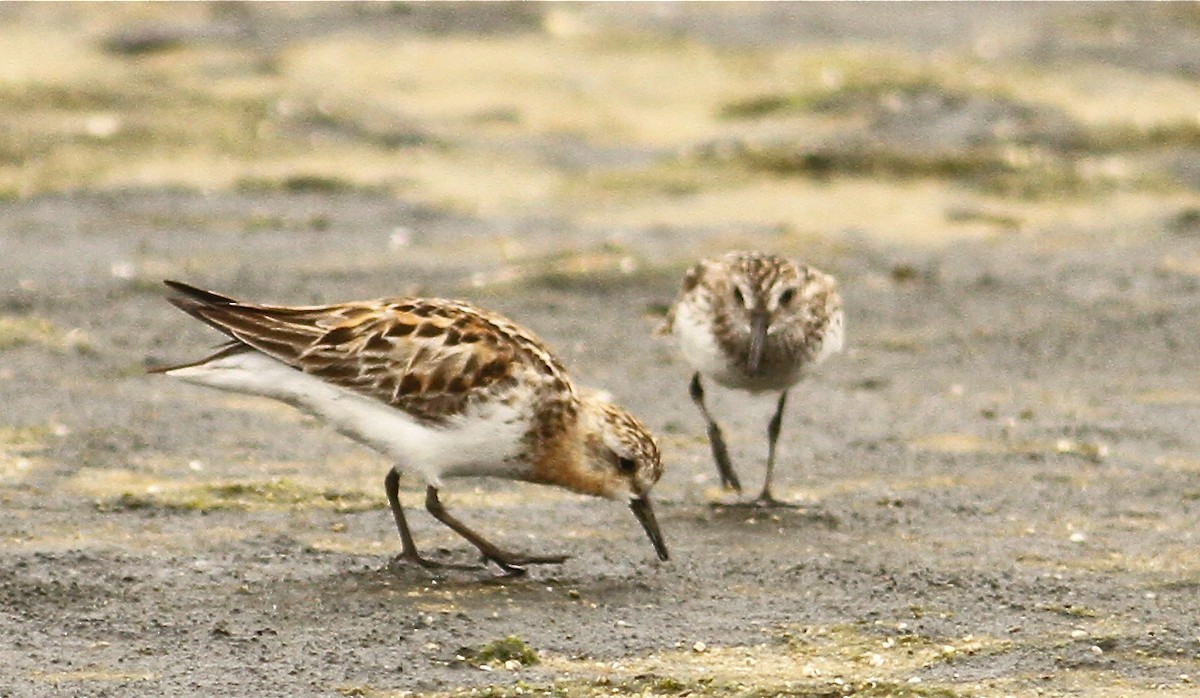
163, 280, 238, 305
158, 279, 325, 371
147, 341, 249, 374
154, 280, 253, 373
162, 280, 244, 336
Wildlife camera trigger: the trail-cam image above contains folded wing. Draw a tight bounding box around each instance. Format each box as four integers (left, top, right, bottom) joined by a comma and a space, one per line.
161, 280, 555, 424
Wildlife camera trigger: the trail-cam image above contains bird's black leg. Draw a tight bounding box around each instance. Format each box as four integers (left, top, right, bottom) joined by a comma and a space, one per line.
689, 372, 742, 493
754, 390, 799, 508
424, 486, 568, 577
384, 469, 477, 570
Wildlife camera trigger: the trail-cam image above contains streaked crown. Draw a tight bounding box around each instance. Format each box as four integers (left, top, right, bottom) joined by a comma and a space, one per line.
578, 393, 663, 500
689, 252, 838, 329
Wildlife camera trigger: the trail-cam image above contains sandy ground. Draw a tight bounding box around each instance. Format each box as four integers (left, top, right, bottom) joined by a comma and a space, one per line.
3, 4, 1200, 697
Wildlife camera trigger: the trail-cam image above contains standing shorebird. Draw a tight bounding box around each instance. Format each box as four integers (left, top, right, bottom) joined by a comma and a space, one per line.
153, 281, 669, 576
661, 252, 844, 507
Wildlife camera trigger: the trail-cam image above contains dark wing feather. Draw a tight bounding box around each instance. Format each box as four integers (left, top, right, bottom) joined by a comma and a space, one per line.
160, 282, 572, 423
164, 280, 238, 305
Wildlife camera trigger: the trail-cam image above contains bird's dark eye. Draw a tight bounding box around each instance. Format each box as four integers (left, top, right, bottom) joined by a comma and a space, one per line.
779, 288, 797, 305
732, 286, 745, 307
617, 456, 637, 474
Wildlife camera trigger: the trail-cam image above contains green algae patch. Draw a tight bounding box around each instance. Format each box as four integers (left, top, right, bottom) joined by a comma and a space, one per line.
709, 68, 1187, 200
777, 623, 1012, 677
700, 138, 1098, 201
719, 74, 962, 121
0, 425, 52, 448
908, 432, 1108, 463
0, 315, 93, 353
462, 635, 541, 669
95, 477, 380, 514
440, 676, 964, 698
0, 425, 53, 481
475, 627, 1012, 698
236, 174, 390, 195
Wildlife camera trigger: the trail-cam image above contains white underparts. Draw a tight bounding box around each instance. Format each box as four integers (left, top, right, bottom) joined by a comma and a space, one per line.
167, 351, 531, 485
671, 300, 737, 384
814, 309, 845, 364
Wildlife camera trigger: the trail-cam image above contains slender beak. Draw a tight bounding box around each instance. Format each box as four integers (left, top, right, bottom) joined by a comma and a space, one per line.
629, 496, 669, 562
747, 309, 770, 373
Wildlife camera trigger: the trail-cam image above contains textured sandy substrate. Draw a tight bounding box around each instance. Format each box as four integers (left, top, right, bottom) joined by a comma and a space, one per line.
2, 4, 1200, 697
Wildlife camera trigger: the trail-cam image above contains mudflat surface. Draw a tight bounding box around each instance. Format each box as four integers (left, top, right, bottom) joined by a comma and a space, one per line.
3, 4, 1200, 697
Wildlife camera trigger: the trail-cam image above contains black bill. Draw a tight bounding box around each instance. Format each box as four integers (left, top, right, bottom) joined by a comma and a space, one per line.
747, 309, 770, 373
629, 496, 670, 561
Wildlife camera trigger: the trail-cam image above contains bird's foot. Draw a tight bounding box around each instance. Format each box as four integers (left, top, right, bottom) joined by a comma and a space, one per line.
750, 493, 804, 509
709, 493, 805, 510
388, 551, 483, 573
717, 472, 743, 493
484, 552, 570, 578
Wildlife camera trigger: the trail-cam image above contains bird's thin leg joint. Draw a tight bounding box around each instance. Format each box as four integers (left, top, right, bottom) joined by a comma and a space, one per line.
690, 372, 742, 493
755, 390, 799, 508
385, 470, 477, 571
424, 486, 568, 577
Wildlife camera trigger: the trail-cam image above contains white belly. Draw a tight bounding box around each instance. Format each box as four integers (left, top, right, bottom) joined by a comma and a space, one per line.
166, 352, 531, 486
672, 301, 736, 382
813, 309, 845, 364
